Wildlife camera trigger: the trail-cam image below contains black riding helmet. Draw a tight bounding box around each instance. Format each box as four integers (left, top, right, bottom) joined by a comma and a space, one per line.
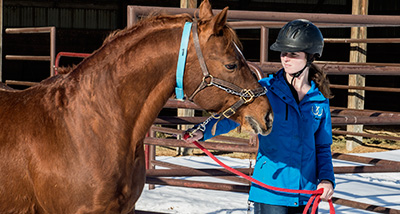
270, 19, 324, 57
270, 19, 324, 78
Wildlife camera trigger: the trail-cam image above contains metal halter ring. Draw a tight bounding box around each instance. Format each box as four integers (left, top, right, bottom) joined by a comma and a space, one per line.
203, 75, 214, 86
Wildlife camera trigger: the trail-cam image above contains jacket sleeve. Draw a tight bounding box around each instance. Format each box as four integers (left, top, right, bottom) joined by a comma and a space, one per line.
201, 118, 240, 141
315, 102, 336, 188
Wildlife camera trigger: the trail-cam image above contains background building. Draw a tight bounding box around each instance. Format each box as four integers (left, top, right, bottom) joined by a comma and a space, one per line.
2, 0, 400, 111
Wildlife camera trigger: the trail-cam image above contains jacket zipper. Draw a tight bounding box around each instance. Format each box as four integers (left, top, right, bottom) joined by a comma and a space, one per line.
285, 103, 288, 120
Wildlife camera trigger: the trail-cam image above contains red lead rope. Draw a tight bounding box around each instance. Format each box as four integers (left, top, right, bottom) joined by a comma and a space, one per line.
183, 134, 335, 214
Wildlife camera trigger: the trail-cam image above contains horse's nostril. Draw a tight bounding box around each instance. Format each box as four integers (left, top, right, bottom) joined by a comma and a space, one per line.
265, 111, 273, 129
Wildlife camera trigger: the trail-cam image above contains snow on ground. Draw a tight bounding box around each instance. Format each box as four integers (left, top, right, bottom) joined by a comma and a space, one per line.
136, 150, 400, 213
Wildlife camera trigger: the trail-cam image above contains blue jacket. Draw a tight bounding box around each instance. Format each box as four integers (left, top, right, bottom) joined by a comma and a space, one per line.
202, 69, 335, 207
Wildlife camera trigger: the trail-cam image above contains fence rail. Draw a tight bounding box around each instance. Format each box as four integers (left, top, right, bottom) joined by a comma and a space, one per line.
5, 26, 56, 86
145, 120, 400, 214
128, 5, 400, 213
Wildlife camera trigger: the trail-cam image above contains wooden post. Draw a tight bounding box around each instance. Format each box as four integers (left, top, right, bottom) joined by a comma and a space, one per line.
180, 0, 197, 9
346, 0, 368, 151
177, 0, 197, 156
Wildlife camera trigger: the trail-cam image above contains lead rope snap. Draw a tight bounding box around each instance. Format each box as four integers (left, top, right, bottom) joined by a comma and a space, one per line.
247, 201, 252, 214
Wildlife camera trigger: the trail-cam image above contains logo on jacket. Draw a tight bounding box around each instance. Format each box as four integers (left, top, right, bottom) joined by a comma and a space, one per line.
312, 105, 323, 117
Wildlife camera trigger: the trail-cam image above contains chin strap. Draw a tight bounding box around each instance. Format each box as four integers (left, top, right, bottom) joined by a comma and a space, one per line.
291, 63, 309, 78
288, 54, 315, 85
289, 63, 308, 86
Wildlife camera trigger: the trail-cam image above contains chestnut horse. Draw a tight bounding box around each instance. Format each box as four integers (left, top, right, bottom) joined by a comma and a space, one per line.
0, 1, 272, 213
0, 83, 15, 91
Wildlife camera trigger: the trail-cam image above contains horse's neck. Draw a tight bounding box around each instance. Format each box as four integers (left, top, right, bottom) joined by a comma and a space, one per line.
70, 23, 184, 142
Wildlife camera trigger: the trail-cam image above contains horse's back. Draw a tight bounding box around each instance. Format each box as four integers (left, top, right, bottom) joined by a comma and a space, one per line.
0, 88, 58, 213
0, 86, 143, 213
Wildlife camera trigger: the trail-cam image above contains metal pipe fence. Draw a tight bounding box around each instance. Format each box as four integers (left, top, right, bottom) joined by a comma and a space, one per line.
144, 99, 400, 213
145, 120, 400, 214
5, 27, 56, 86
127, 6, 400, 213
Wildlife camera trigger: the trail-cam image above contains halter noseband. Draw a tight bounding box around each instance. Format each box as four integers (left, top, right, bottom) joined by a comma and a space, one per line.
175, 19, 267, 121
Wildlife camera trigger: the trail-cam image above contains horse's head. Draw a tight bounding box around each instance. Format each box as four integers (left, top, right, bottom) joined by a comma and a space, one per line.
183, 0, 273, 135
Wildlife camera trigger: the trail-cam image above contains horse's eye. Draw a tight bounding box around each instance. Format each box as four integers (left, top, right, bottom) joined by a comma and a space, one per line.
225, 63, 237, 70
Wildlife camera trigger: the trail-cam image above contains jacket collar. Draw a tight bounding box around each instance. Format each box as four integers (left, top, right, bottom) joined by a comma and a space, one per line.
269, 69, 327, 104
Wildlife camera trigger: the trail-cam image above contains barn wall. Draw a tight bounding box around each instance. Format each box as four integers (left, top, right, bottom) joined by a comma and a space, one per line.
4, 6, 118, 30
2, 0, 400, 111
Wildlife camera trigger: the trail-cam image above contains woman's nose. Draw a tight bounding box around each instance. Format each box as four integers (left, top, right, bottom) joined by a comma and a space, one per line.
282, 56, 289, 62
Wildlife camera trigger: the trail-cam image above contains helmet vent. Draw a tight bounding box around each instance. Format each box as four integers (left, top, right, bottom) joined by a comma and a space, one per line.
292, 29, 300, 39
285, 26, 292, 37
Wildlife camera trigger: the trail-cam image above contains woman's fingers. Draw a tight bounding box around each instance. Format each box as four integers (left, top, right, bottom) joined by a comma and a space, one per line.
318, 180, 334, 201
184, 130, 203, 143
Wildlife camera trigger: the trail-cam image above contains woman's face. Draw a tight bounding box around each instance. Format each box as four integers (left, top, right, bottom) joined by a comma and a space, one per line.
280, 52, 307, 75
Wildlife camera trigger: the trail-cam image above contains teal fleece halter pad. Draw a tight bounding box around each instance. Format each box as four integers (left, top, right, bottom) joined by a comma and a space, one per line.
175, 22, 193, 100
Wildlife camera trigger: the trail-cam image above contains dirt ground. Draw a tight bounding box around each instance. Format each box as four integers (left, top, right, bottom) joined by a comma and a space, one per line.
331, 126, 400, 153
153, 126, 400, 159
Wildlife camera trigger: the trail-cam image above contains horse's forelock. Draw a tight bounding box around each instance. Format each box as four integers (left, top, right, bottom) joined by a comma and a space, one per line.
223, 25, 242, 51
196, 16, 241, 52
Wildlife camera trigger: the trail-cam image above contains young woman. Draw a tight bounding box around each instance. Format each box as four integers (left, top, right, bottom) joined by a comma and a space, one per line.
185, 19, 335, 214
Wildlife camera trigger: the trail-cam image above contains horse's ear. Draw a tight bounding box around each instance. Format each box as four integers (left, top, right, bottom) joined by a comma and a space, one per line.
199, 0, 213, 20
210, 6, 228, 35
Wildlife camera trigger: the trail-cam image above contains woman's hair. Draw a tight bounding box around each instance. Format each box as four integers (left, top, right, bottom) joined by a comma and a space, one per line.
309, 63, 334, 99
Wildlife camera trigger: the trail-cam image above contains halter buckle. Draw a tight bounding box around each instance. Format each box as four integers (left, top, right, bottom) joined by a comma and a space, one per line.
222, 107, 236, 118
241, 89, 255, 103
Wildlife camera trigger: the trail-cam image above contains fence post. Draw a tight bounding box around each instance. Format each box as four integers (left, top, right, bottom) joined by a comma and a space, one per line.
346, 0, 368, 151
260, 26, 269, 64
148, 128, 156, 190
180, 0, 197, 8
50, 27, 56, 76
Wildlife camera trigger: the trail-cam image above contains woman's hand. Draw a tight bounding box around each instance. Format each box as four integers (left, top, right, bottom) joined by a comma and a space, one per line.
317, 180, 334, 201
184, 130, 204, 143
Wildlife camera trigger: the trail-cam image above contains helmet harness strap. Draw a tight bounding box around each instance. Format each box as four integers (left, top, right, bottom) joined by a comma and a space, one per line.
288, 54, 314, 85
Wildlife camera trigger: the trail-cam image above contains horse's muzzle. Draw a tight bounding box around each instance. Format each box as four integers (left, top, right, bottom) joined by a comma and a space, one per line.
245, 110, 273, 136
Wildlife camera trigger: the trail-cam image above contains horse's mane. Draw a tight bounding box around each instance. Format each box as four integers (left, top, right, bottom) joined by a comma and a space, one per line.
223, 25, 243, 50
60, 11, 242, 81
102, 12, 241, 51
103, 13, 193, 45
57, 65, 76, 74
60, 13, 193, 77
